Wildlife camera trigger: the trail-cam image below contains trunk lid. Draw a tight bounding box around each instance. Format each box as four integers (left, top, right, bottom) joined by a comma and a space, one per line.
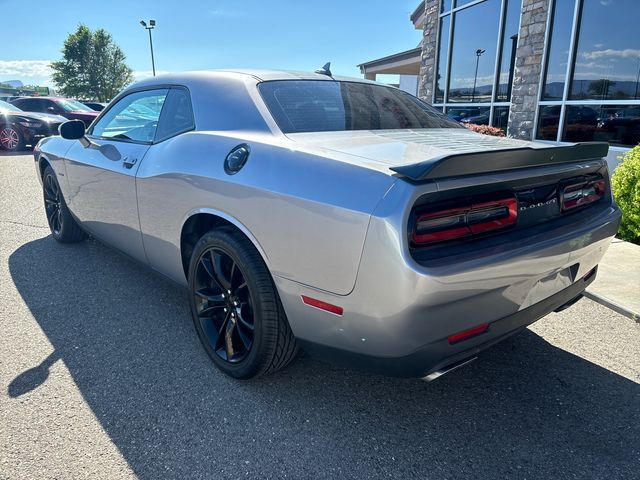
286, 128, 608, 181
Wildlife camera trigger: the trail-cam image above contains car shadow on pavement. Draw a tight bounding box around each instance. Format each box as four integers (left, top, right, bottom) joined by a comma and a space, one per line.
8, 236, 640, 479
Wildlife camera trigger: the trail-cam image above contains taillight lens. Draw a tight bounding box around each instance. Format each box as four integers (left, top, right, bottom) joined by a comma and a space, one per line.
413, 197, 517, 245
561, 179, 605, 211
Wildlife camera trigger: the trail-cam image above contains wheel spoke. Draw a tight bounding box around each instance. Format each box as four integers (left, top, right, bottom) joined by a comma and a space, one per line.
237, 325, 252, 350
236, 306, 254, 331
194, 288, 225, 303
224, 315, 237, 360
46, 207, 57, 226
211, 250, 232, 291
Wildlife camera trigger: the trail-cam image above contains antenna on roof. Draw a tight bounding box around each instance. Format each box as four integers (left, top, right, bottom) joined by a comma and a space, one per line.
314, 62, 332, 77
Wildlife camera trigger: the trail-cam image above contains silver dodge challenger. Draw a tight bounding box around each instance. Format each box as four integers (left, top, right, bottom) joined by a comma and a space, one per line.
34, 69, 621, 380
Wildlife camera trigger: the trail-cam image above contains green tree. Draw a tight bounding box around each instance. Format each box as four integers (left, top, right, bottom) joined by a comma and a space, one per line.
50, 25, 134, 101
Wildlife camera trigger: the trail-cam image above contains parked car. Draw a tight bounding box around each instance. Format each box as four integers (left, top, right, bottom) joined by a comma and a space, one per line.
0, 100, 66, 151
82, 101, 108, 111
33, 70, 620, 380
11, 96, 99, 126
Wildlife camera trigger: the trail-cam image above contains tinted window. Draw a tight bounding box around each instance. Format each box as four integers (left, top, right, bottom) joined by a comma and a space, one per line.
56, 99, 94, 112
434, 15, 450, 103
14, 98, 43, 112
536, 105, 561, 141
541, 0, 574, 100
447, 0, 501, 103
562, 105, 640, 147
495, 0, 522, 102
90, 89, 168, 143
259, 80, 461, 134
569, 0, 640, 101
155, 88, 195, 142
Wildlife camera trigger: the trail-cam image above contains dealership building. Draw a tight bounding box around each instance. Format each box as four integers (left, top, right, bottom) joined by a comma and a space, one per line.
359, 0, 639, 161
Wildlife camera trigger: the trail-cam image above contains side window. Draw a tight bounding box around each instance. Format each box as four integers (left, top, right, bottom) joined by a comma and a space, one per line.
154, 88, 195, 142
90, 89, 168, 143
19, 99, 39, 112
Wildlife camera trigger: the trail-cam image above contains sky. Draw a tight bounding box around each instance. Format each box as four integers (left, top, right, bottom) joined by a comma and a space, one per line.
0, 0, 423, 87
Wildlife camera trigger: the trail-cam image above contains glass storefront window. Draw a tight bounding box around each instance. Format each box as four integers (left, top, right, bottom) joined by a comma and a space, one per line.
536, 105, 561, 141
492, 106, 509, 132
435, 16, 450, 103
569, 0, 640, 101
563, 105, 640, 147
455, 0, 478, 7
446, 106, 490, 124
495, 0, 521, 101
447, 0, 501, 103
541, 0, 575, 100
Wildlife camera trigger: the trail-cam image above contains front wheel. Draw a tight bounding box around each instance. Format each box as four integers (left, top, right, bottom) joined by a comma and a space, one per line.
42, 165, 86, 243
0, 126, 23, 151
188, 228, 298, 379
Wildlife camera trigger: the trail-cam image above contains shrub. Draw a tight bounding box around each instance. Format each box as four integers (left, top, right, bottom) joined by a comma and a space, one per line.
462, 123, 506, 137
611, 145, 640, 244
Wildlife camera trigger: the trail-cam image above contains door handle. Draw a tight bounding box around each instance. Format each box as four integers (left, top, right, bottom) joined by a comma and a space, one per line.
122, 156, 138, 169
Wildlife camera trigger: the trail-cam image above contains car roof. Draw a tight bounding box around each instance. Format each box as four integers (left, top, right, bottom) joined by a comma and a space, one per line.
131, 69, 379, 89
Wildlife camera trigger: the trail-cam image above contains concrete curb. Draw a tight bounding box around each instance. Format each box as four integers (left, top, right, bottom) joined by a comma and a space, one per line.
584, 290, 640, 323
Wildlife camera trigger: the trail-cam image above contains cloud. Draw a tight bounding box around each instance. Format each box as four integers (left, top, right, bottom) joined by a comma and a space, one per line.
582, 48, 640, 60
0, 60, 52, 80
600, 0, 613, 5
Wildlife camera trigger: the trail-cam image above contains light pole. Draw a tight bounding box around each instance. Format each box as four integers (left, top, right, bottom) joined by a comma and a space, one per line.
472, 48, 485, 102
140, 19, 156, 76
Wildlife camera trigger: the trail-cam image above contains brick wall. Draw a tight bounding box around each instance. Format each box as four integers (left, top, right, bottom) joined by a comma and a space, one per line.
417, 0, 441, 103
507, 0, 551, 139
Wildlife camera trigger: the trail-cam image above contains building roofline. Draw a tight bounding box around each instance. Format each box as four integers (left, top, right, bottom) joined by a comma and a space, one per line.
410, 1, 425, 25
357, 47, 422, 72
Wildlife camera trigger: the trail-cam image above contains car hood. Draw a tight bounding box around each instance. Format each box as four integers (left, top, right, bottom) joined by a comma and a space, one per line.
69, 110, 99, 117
286, 128, 535, 172
2, 111, 67, 123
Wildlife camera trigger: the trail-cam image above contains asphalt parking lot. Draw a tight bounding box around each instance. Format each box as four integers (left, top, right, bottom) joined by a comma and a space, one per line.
1, 151, 639, 479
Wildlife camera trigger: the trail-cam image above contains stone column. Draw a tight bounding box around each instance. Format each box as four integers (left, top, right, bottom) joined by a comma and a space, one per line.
507, 0, 551, 140
417, 0, 441, 103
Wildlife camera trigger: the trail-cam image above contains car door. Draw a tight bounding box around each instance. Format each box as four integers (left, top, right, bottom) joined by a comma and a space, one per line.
64, 88, 169, 261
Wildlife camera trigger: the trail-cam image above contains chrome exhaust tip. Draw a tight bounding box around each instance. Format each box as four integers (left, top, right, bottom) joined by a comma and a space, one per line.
421, 356, 478, 382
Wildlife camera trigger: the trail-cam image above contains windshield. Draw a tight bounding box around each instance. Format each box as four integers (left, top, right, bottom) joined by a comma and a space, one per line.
258, 80, 462, 134
0, 100, 22, 113
57, 99, 94, 112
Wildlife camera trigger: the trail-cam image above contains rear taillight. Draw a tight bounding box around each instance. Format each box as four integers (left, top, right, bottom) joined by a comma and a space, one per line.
561, 179, 605, 211
412, 197, 517, 245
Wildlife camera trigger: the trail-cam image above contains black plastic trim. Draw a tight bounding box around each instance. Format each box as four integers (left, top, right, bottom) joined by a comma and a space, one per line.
390, 142, 609, 181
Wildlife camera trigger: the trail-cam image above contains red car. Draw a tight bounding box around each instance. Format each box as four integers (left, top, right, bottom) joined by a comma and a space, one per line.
10, 97, 99, 127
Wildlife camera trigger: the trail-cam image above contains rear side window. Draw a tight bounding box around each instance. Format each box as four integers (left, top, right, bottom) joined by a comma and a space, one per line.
154, 87, 195, 142
14, 99, 42, 112
258, 80, 461, 134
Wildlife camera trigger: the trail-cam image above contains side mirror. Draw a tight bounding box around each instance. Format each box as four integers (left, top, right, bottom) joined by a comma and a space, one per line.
59, 120, 86, 140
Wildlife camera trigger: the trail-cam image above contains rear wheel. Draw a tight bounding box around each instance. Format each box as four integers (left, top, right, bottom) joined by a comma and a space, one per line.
0, 126, 23, 151
42, 165, 86, 243
188, 228, 298, 379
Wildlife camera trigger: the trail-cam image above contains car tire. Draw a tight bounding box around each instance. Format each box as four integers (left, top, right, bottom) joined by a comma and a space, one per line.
42, 165, 87, 243
0, 125, 24, 151
188, 227, 298, 379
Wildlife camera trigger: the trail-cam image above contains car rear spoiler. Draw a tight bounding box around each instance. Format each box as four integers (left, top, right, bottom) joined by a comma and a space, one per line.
389, 142, 609, 181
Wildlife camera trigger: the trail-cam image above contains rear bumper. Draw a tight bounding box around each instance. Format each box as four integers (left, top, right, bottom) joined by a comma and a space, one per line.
298, 270, 594, 377
275, 199, 620, 377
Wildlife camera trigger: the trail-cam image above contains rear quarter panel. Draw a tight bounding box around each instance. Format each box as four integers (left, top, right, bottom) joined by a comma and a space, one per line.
135, 131, 396, 294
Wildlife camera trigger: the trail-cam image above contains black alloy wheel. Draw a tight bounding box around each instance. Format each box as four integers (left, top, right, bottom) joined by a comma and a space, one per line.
42, 165, 86, 243
188, 228, 298, 379
43, 172, 62, 235
193, 246, 255, 362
